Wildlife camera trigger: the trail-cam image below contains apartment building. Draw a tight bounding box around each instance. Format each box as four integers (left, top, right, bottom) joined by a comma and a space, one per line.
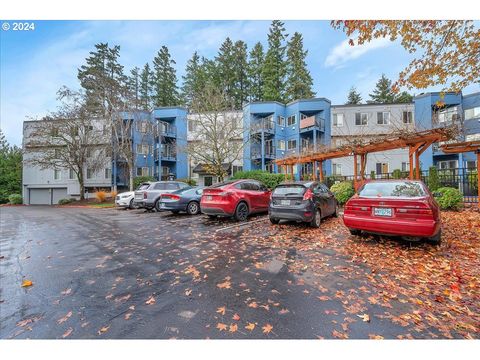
243, 98, 332, 179
330, 102, 415, 177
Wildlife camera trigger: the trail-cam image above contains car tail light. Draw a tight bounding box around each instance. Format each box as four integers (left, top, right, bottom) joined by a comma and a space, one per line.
217, 191, 233, 197
303, 188, 313, 201
143, 192, 147, 199
396, 208, 433, 215
163, 194, 180, 200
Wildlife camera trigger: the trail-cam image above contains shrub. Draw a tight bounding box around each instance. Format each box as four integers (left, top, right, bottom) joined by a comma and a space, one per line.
231, 170, 285, 189
370, 170, 376, 180
177, 178, 197, 186
109, 190, 118, 199
392, 169, 402, 179
95, 191, 107, 203
58, 198, 74, 205
330, 181, 355, 205
435, 187, 463, 211
8, 194, 22, 204
133, 176, 156, 189
467, 170, 478, 192
428, 166, 440, 191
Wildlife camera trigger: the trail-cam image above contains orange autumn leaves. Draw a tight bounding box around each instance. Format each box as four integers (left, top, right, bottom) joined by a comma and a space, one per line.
215, 305, 272, 335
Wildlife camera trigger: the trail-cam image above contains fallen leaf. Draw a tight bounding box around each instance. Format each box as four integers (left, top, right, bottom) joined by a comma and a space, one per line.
62, 327, 73, 338
317, 296, 331, 301
124, 313, 132, 320
247, 301, 258, 308
145, 296, 156, 305
216, 323, 227, 331
216, 281, 231, 289
61, 288, 72, 296
369, 334, 384, 340
229, 323, 238, 332
278, 308, 290, 315
216, 306, 226, 315
232, 313, 240, 321
262, 324, 273, 334
259, 304, 270, 311
21, 280, 33, 287
332, 329, 349, 339
185, 289, 192, 296
245, 323, 256, 331
57, 311, 72, 324
98, 325, 110, 334
357, 314, 370, 322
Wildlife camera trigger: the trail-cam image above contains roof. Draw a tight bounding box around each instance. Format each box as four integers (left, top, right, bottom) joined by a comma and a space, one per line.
332, 102, 413, 108
192, 163, 231, 175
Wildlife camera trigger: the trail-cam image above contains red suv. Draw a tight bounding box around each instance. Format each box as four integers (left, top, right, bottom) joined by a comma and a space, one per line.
200, 179, 271, 221
343, 180, 442, 244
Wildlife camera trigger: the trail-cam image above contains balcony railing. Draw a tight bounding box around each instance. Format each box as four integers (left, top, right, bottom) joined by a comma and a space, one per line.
251, 145, 276, 159
299, 116, 325, 132
161, 146, 176, 161
157, 121, 176, 137
251, 116, 275, 134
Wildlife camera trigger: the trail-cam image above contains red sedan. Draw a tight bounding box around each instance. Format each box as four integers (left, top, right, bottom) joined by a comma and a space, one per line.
201, 179, 271, 221
343, 180, 442, 244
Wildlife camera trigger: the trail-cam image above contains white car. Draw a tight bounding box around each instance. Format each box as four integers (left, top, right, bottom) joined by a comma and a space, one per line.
115, 191, 136, 209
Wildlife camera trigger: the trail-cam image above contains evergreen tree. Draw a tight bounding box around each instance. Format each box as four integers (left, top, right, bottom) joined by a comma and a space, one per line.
0, 130, 22, 203
152, 46, 179, 107
368, 74, 395, 104
394, 91, 414, 103
262, 20, 288, 102
216, 38, 237, 103
285, 32, 314, 102
78, 43, 127, 115
139, 63, 154, 110
248, 42, 265, 102
233, 40, 249, 108
346, 86, 362, 104
127, 66, 141, 109
181, 52, 203, 107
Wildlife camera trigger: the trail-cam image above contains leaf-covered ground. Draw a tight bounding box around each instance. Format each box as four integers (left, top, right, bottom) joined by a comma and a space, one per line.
0, 206, 478, 339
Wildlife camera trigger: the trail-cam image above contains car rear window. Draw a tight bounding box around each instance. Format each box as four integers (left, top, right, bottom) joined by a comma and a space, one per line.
172, 186, 193, 194
209, 180, 236, 188
273, 185, 306, 196
137, 183, 150, 190
358, 182, 426, 198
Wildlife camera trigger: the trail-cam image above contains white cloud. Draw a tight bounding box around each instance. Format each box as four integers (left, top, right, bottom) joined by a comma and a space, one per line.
324, 37, 391, 68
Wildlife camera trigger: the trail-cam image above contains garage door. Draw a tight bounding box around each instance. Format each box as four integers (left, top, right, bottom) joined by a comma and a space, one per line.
29, 188, 51, 205
52, 188, 68, 205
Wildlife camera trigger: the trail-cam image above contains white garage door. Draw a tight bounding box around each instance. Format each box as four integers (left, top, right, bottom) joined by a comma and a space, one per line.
29, 188, 51, 205
52, 188, 68, 205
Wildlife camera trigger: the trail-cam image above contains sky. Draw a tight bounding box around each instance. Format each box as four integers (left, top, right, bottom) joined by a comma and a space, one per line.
1, 20, 479, 146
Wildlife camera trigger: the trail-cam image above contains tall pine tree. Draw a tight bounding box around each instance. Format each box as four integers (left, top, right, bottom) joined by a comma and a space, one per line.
346, 86, 362, 104
261, 20, 288, 102
127, 66, 141, 109
139, 63, 154, 110
368, 74, 395, 104
152, 46, 179, 107
181, 51, 203, 107
248, 42, 265, 102
216, 38, 237, 103
285, 32, 314, 102
394, 91, 414, 103
233, 40, 249, 108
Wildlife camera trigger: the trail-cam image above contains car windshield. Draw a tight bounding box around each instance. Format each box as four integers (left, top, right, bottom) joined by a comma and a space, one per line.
137, 183, 150, 190
209, 180, 236, 188
358, 182, 426, 198
273, 185, 306, 196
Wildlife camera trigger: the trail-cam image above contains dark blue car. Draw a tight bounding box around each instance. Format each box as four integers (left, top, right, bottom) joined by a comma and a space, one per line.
158, 186, 204, 215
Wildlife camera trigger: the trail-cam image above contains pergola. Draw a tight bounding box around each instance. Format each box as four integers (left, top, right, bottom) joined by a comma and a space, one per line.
440, 140, 480, 208
275, 128, 452, 190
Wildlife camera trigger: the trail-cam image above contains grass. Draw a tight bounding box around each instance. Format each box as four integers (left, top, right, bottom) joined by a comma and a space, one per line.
88, 202, 116, 208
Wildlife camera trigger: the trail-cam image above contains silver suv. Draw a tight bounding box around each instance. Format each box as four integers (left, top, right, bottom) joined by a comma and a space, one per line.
134, 181, 189, 211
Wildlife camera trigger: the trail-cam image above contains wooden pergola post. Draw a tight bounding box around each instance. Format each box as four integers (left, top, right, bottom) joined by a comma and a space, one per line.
353, 153, 358, 190
319, 161, 324, 182
313, 161, 317, 180
360, 153, 367, 180
477, 151, 480, 209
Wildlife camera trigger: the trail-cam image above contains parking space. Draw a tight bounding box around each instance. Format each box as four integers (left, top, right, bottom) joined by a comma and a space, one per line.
0, 206, 479, 339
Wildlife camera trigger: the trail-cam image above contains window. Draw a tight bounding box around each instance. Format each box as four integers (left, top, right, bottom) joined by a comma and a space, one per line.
51, 127, 59, 137
358, 181, 426, 198
54, 169, 61, 180
332, 163, 342, 175
136, 121, 149, 133
465, 161, 477, 170
70, 126, 79, 136
464, 107, 480, 120
105, 168, 111, 179
376, 162, 389, 175
136, 167, 149, 176
403, 111, 413, 124
438, 160, 458, 170
401, 162, 410, 172
265, 162, 274, 173
466, 133, 480, 142
355, 113, 368, 126
437, 106, 460, 123
69, 169, 75, 180
87, 168, 94, 179
204, 176, 213, 187
277, 116, 285, 127
232, 165, 243, 175
277, 140, 285, 150
54, 148, 61, 158
333, 113, 344, 127
287, 139, 297, 150
377, 112, 390, 125
300, 113, 308, 120
287, 115, 296, 126
136, 144, 149, 154
188, 120, 197, 132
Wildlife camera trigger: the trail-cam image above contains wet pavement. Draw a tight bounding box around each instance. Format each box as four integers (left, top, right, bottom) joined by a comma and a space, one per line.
1, 206, 479, 339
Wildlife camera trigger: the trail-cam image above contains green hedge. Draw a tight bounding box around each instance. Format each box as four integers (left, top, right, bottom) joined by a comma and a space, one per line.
8, 194, 22, 204
177, 178, 197, 186
435, 187, 463, 211
231, 170, 285, 189
330, 181, 355, 205
58, 198, 75, 205
133, 176, 156, 189
428, 166, 440, 191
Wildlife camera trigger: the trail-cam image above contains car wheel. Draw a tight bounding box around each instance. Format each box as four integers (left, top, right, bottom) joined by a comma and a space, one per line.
332, 202, 338, 217
427, 229, 442, 245
128, 198, 135, 209
349, 229, 361, 236
186, 201, 200, 215
270, 217, 279, 224
310, 209, 321, 228
155, 200, 162, 212
234, 202, 249, 222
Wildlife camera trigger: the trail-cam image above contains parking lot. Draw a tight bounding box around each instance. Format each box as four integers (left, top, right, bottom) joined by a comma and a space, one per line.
0, 205, 479, 339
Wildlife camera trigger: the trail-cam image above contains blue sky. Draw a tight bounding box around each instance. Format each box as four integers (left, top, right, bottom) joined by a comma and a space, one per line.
1, 20, 479, 146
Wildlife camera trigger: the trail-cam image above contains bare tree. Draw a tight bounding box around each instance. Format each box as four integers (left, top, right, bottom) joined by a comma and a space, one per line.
24, 88, 110, 199
186, 86, 245, 181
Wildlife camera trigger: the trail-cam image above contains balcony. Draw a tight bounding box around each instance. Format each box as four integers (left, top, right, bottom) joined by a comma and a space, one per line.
299, 116, 325, 133
251, 145, 276, 160
156, 121, 176, 138
250, 116, 275, 135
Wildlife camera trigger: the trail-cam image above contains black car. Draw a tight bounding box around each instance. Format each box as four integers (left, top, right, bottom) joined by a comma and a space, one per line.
269, 181, 337, 227
158, 186, 204, 215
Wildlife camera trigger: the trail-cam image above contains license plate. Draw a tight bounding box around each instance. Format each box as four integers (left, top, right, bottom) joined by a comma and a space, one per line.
205, 195, 212, 201
374, 208, 392, 217
280, 200, 290, 206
